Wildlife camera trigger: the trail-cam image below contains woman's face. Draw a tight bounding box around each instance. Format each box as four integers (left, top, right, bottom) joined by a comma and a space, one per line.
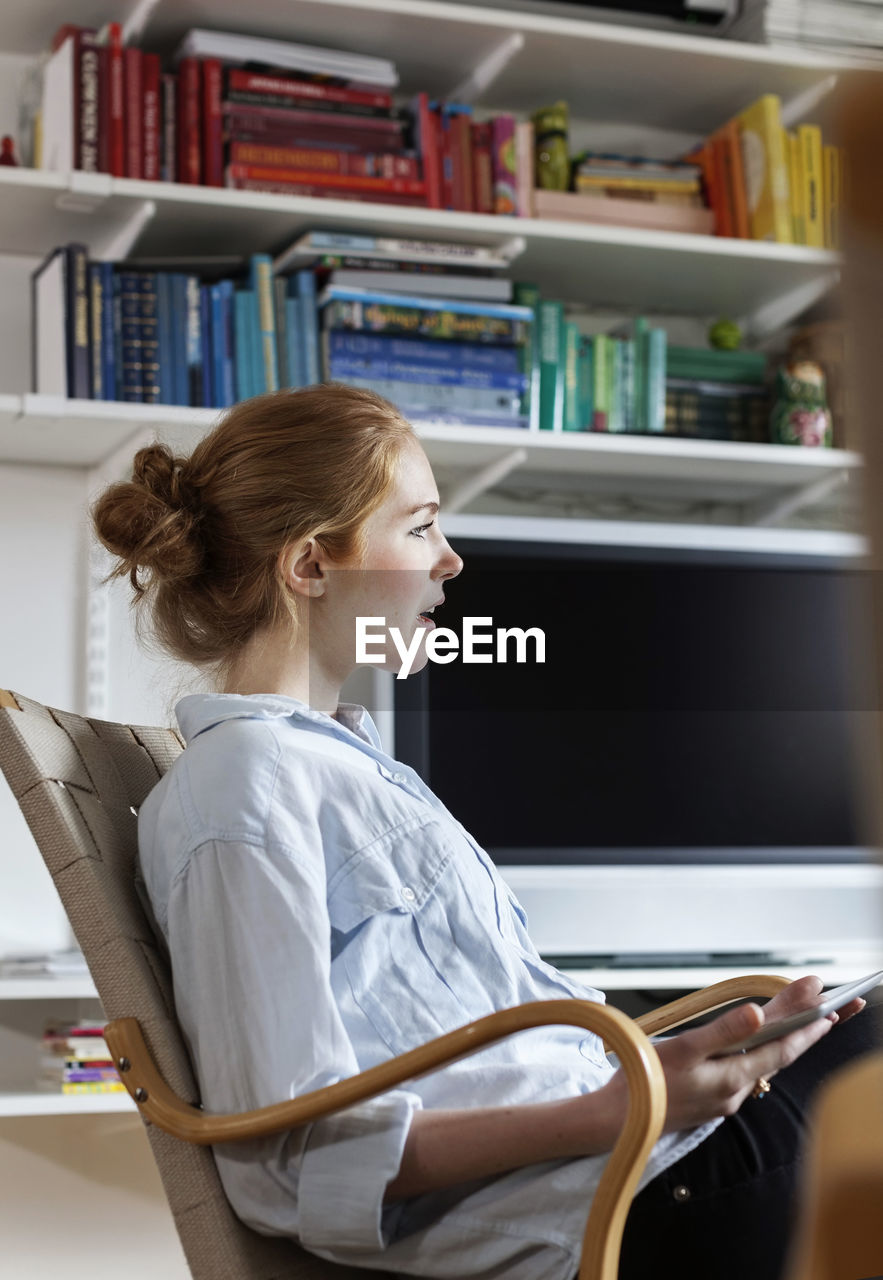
329, 438, 464, 677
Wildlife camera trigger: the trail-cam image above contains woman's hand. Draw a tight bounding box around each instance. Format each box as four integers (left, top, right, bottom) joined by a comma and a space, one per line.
610, 975, 864, 1136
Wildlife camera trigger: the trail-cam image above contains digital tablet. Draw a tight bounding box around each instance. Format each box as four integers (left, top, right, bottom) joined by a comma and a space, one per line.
716, 969, 883, 1056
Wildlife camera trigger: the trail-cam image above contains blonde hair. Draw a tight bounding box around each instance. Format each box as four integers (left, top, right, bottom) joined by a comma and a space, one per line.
91, 384, 416, 681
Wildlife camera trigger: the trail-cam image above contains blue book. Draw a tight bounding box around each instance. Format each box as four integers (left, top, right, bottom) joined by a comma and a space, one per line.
199, 285, 213, 408
169, 274, 190, 406
326, 355, 528, 392
111, 271, 122, 400
234, 289, 255, 402
284, 297, 305, 388
139, 273, 161, 405
318, 283, 533, 321
156, 273, 174, 405
250, 254, 279, 393
87, 262, 115, 400
184, 276, 202, 407
296, 270, 320, 386
325, 330, 522, 373
117, 269, 143, 403
210, 280, 235, 409
274, 277, 288, 388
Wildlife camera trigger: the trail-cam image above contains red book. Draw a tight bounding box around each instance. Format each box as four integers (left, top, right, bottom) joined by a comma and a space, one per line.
142, 54, 161, 182
161, 73, 177, 182
409, 92, 442, 210
225, 176, 426, 206
471, 121, 494, 214
202, 58, 223, 187
227, 141, 419, 179
453, 113, 474, 212
124, 47, 143, 178
226, 69, 391, 111
225, 121, 408, 156
177, 58, 202, 184
225, 163, 426, 195
51, 27, 101, 172
221, 101, 405, 136
97, 22, 124, 177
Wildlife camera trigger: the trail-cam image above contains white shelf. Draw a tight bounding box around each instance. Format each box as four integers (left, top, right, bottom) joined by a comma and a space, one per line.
562, 961, 883, 992
0, 167, 840, 327
0, 1091, 135, 1117
0, 395, 861, 514
0, 975, 99, 999
3, 0, 864, 132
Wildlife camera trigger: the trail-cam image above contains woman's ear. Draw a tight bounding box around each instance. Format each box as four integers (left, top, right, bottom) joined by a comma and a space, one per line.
279, 539, 327, 599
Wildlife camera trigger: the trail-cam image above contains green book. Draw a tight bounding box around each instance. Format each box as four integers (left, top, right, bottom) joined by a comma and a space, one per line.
607, 338, 623, 433
592, 334, 610, 431
633, 316, 649, 432
513, 281, 542, 430
563, 321, 582, 431
578, 335, 593, 432
538, 299, 565, 431
646, 327, 668, 434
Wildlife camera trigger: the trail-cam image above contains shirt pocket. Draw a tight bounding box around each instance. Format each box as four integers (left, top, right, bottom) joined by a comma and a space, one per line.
331, 816, 474, 1057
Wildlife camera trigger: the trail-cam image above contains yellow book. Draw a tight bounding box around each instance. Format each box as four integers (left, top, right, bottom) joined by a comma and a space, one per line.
799, 123, 825, 248
574, 175, 702, 194
786, 130, 806, 245
823, 143, 840, 249
736, 95, 792, 243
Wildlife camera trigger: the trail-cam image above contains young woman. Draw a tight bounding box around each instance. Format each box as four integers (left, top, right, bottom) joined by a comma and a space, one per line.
92, 384, 873, 1280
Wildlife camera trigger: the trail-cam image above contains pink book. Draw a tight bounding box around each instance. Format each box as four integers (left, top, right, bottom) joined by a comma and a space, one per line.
533, 189, 716, 234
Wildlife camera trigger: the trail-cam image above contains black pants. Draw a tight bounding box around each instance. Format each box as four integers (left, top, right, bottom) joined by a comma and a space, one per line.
617, 998, 882, 1280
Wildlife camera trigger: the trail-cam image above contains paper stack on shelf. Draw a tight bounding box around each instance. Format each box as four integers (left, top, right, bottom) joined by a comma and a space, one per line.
727, 0, 883, 60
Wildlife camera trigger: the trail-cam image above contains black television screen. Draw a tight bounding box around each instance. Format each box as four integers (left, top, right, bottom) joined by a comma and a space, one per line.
393, 534, 876, 865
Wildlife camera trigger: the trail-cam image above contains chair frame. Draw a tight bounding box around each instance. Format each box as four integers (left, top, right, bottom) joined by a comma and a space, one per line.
0, 686, 790, 1280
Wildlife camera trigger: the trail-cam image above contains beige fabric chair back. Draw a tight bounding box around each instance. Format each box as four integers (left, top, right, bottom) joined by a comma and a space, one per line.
0, 689, 380, 1280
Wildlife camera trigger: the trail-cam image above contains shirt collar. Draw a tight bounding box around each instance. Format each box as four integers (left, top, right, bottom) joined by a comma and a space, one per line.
175, 692, 374, 747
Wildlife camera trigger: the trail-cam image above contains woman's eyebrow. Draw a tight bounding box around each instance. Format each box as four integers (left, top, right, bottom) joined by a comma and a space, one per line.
407, 502, 440, 516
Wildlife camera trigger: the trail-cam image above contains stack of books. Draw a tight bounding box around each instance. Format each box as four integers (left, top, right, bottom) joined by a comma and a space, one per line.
35, 23, 529, 214
318, 271, 534, 429
38, 1019, 125, 1096
665, 346, 770, 442
727, 0, 883, 61
573, 154, 705, 207
688, 94, 842, 247
31, 243, 322, 407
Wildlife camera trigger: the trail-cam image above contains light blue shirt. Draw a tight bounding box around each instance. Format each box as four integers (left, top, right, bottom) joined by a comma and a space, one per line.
138, 692, 718, 1279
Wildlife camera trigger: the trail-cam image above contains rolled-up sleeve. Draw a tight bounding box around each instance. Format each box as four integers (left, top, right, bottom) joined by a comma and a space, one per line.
166, 835, 422, 1254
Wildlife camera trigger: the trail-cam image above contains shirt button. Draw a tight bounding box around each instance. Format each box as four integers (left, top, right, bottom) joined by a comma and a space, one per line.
401, 886, 416, 903
392, 772, 407, 784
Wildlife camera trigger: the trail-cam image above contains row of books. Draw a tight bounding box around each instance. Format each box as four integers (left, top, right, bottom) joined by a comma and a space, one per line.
38, 1019, 125, 1096
31, 226, 771, 441
36, 23, 525, 214
689, 94, 842, 248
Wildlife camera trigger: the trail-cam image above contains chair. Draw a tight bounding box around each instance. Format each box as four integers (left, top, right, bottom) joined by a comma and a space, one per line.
0, 686, 790, 1280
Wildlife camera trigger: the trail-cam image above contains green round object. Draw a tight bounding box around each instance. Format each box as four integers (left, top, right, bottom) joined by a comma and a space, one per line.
709, 319, 742, 351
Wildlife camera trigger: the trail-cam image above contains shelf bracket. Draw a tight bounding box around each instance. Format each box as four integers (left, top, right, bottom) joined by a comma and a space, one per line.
95, 198, 157, 261
743, 268, 841, 343
781, 75, 839, 129
443, 445, 528, 514
121, 0, 163, 45
447, 31, 525, 105
748, 467, 850, 528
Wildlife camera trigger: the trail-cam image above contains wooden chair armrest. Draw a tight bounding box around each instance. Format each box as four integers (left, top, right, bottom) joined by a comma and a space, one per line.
105, 999, 666, 1280
634, 973, 792, 1039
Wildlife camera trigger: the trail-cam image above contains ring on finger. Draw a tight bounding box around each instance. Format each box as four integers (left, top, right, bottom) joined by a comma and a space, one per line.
752, 1077, 772, 1100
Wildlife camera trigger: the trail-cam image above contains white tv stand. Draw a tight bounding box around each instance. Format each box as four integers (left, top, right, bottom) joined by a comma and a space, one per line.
500, 863, 883, 990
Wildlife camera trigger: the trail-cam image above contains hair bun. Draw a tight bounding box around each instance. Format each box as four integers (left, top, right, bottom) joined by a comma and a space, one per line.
91, 442, 205, 593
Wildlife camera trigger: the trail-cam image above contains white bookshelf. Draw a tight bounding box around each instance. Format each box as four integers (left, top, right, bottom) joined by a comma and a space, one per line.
0, 1090, 134, 1117
0, 166, 841, 333
0, 3, 874, 1275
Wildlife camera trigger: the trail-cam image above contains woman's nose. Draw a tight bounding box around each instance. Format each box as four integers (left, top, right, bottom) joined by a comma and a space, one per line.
438, 543, 463, 580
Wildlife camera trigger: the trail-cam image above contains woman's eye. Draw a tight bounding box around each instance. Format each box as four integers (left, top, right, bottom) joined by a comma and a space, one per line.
409, 522, 434, 539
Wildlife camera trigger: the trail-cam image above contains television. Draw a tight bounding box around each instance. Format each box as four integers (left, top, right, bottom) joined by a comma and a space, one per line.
392, 518, 878, 873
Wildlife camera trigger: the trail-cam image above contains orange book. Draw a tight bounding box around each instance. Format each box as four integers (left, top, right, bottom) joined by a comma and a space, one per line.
711, 135, 734, 237
716, 120, 750, 238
